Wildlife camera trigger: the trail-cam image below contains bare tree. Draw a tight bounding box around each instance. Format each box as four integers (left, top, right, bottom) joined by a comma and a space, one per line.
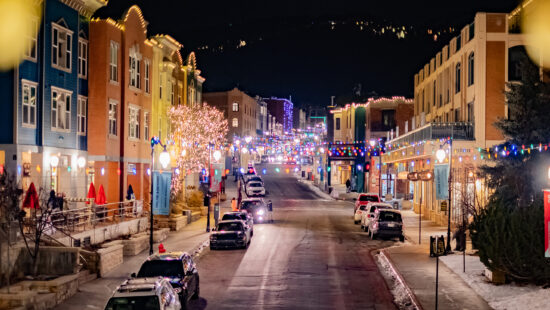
19, 188, 56, 277
0, 171, 23, 290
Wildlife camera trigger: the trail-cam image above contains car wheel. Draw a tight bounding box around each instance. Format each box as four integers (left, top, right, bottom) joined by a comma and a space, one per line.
399, 235, 405, 242
354, 220, 360, 224
192, 278, 200, 300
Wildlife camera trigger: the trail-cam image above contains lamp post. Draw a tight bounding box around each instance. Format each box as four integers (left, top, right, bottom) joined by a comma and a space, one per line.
150, 137, 170, 255
436, 138, 453, 254
206, 143, 216, 232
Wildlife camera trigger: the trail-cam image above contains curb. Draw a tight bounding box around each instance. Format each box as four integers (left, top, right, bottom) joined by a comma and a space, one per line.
379, 249, 424, 310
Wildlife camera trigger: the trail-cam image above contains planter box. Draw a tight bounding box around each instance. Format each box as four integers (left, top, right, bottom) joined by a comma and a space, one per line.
156, 215, 188, 231
484, 268, 506, 284
191, 211, 202, 222
97, 244, 123, 277
153, 228, 169, 243
14, 273, 80, 307
121, 234, 149, 256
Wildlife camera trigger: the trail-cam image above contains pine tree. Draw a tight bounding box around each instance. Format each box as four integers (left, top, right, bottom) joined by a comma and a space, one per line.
471, 54, 550, 284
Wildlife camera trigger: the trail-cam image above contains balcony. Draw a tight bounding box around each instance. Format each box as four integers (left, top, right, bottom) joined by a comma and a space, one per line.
388, 122, 474, 147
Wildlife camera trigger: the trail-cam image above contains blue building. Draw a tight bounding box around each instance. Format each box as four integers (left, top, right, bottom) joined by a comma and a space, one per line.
0, 0, 105, 197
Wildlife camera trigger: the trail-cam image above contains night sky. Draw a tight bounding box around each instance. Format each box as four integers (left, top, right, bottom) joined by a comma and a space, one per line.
96, 0, 520, 108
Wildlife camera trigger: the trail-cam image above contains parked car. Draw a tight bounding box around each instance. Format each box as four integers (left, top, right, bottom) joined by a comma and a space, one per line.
368, 209, 405, 242
105, 277, 181, 310
354, 204, 368, 224
285, 156, 297, 165
134, 252, 199, 308
361, 203, 393, 232
261, 155, 269, 163
210, 220, 252, 249
240, 198, 273, 223
354, 193, 381, 213
246, 181, 266, 196
221, 211, 254, 236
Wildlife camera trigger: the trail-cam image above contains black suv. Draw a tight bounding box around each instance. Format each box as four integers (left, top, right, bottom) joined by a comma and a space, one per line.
134, 252, 199, 309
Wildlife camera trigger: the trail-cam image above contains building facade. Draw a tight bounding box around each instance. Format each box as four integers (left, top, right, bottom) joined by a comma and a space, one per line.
293, 108, 306, 132
88, 5, 153, 204
264, 97, 293, 133
256, 97, 268, 136
203, 88, 258, 141
382, 12, 527, 226
0, 0, 105, 197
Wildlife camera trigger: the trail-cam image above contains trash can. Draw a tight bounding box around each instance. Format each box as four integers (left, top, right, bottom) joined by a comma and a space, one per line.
302, 171, 305, 178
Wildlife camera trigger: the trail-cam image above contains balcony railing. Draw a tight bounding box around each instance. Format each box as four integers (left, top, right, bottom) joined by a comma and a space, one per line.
388, 122, 474, 147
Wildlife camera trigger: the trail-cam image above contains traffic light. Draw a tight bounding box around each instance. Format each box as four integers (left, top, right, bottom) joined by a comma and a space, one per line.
365, 162, 370, 172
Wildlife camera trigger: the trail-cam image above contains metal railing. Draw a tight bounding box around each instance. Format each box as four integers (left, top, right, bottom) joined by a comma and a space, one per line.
389, 122, 474, 146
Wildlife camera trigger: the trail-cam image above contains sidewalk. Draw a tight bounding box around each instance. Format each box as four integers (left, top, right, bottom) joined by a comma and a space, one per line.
383, 210, 492, 310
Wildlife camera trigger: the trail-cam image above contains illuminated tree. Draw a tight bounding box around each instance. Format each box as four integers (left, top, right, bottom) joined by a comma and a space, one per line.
169, 103, 228, 195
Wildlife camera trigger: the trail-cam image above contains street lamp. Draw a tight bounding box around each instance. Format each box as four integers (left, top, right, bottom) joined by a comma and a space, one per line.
245, 136, 252, 144
149, 137, 170, 255
436, 139, 453, 254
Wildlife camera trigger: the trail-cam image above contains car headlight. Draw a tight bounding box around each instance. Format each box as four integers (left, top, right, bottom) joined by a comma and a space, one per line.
257, 209, 265, 215
173, 287, 182, 294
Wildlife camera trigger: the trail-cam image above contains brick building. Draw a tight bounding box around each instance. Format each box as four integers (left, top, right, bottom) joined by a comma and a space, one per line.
264, 97, 293, 133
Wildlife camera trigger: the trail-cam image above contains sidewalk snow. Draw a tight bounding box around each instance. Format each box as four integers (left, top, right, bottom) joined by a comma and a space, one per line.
376, 252, 419, 310
440, 254, 550, 310
296, 178, 334, 200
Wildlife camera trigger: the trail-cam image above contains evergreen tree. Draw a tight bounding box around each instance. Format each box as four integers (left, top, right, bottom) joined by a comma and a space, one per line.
471, 53, 550, 284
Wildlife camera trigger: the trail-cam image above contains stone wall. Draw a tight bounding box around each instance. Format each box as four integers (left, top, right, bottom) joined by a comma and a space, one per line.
121, 233, 149, 256
96, 243, 124, 277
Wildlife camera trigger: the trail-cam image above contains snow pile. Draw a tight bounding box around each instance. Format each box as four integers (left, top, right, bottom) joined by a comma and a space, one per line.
296, 178, 334, 200
440, 254, 550, 310
375, 253, 418, 310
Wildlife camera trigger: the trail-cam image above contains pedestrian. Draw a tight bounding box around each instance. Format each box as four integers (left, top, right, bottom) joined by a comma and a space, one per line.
231, 197, 238, 211
453, 225, 466, 251
237, 188, 242, 207
345, 178, 351, 193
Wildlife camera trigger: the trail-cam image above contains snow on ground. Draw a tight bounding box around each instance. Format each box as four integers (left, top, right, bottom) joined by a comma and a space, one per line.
375, 253, 418, 310
439, 254, 550, 310
295, 177, 334, 200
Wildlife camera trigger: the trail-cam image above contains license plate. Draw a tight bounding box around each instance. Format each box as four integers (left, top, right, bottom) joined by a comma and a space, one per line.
388, 223, 395, 227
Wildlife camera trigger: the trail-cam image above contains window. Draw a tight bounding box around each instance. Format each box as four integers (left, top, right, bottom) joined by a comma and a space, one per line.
508, 46, 529, 81
456, 34, 461, 52
77, 96, 87, 135
159, 74, 163, 99
467, 102, 474, 122
158, 116, 162, 139
144, 112, 149, 140
433, 81, 436, 107
232, 118, 238, 127
232, 102, 239, 112
109, 41, 118, 82
468, 53, 474, 86
129, 46, 141, 89
25, 18, 38, 60
78, 39, 87, 78
22, 81, 37, 127
51, 88, 71, 131
188, 80, 195, 106
454, 108, 461, 122
455, 62, 461, 93
144, 60, 150, 93
178, 85, 182, 105
108, 100, 117, 136
335, 117, 341, 130
171, 81, 175, 105
52, 23, 73, 71
129, 106, 140, 139
381, 110, 396, 130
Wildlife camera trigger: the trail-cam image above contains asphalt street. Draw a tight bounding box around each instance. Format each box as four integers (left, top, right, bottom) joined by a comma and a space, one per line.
189, 164, 398, 310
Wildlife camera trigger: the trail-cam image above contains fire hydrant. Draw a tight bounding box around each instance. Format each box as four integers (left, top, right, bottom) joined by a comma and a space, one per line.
158, 243, 166, 253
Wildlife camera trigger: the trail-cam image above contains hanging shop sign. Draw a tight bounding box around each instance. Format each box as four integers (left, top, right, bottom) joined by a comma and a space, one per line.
407, 172, 419, 181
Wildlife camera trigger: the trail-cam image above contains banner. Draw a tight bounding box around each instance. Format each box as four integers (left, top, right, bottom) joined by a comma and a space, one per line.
434, 164, 449, 200
153, 171, 172, 216
545, 190, 550, 257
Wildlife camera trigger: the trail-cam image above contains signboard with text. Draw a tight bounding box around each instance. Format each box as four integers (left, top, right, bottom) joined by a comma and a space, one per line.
434, 164, 449, 200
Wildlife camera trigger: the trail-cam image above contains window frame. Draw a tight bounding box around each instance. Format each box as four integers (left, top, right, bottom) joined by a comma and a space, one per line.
51, 87, 72, 132
455, 62, 461, 94
21, 79, 38, 128
232, 102, 239, 112
128, 105, 140, 140
467, 52, 474, 86
78, 38, 88, 79
51, 22, 73, 72
144, 111, 149, 141
109, 41, 119, 83
77, 95, 87, 135
232, 118, 238, 127
144, 59, 150, 93
128, 46, 142, 90
24, 17, 38, 61
108, 99, 118, 137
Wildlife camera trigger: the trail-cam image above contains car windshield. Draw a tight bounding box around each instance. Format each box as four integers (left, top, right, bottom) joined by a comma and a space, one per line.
241, 201, 261, 210
372, 205, 391, 212
359, 195, 378, 202
222, 214, 240, 221
218, 222, 243, 231
137, 260, 183, 278
249, 183, 262, 187
378, 212, 402, 222
105, 296, 160, 310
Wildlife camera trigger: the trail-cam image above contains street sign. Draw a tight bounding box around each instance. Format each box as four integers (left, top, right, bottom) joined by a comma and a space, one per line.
440, 201, 448, 212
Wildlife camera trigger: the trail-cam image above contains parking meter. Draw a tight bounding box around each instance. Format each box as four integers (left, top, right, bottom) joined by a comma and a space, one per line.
214, 203, 220, 227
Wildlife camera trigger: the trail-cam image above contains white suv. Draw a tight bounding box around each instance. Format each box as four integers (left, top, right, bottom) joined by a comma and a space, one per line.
105, 277, 181, 310
360, 203, 393, 232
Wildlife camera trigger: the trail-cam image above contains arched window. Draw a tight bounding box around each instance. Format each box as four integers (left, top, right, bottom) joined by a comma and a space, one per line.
232, 118, 238, 127
455, 62, 461, 93
508, 45, 530, 81
468, 53, 474, 86
232, 102, 239, 112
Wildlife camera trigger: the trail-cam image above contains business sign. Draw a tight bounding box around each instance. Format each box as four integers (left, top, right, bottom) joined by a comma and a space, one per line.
440, 201, 448, 212
434, 164, 449, 200
545, 190, 550, 257
153, 171, 172, 216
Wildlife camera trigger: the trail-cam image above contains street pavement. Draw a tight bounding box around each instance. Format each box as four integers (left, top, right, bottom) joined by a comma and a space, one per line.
188, 164, 397, 310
